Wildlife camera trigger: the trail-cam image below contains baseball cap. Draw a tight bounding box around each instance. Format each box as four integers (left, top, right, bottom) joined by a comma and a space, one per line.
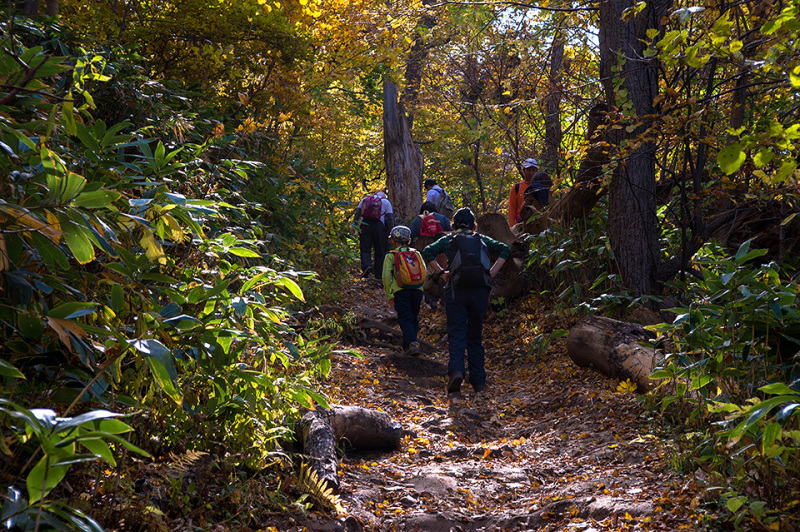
390, 225, 412, 242
522, 158, 538, 169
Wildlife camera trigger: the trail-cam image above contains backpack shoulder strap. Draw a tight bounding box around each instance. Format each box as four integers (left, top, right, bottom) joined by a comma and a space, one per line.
515, 182, 520, 194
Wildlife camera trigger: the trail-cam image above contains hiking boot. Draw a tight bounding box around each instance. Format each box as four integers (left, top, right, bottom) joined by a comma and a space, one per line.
473, 383, 487, 393
447, 372, 464, 394
361, 267, 373, 278
403, 341, 420, 356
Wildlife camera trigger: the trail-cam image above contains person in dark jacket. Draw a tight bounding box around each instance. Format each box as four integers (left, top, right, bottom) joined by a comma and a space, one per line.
421, 208, 510, 394
353, 191, 395, 278
409, 201, 452, 240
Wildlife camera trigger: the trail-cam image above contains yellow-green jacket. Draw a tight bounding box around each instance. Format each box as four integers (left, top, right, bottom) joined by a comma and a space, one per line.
382, 246, 425, 299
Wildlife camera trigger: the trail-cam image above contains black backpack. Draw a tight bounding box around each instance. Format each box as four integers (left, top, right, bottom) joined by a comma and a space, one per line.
447, 232, 491, 288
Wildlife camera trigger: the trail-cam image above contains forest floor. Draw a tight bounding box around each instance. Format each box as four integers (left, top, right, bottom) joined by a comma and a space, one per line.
272, 273, 717, 532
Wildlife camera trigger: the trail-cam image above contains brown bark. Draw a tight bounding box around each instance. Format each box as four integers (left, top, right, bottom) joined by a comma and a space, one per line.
567, 316, 661, 392
44, 0, 57, 16
384, 79, 424, 224
598, 0, 671, 296
544, 25, 565, 177
298, 406, 405, 491
477, 213, 529, 301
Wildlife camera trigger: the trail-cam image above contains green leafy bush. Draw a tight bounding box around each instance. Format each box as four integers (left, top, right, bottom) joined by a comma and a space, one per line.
650, 240, 800, 523
1, 14, 341, 528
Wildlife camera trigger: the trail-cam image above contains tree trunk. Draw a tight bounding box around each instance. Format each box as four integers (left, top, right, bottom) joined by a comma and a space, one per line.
544, 25, 564, 177
21, 0, 39, 17
599, 0, 670, 295
384, 78, 424, 225
567, 316, 661, 392
476, 213, 529, 300
44, 0, 57, 16
401, 6, 436, 131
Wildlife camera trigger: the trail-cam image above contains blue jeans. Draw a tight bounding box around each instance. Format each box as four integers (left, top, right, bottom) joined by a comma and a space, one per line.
444, 286, 490, 388
394, 289, 423, 349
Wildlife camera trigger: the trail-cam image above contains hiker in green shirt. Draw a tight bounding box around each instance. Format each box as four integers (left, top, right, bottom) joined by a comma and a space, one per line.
421, 208, 510, 395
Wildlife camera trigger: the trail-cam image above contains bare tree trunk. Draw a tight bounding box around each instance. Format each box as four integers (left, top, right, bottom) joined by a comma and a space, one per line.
473, 140, 487, 211
544, 24, 564, 177
599, 0, 670, 295
383, 78, 424, 224
44, 0, 57, 16
401, 6, 436, 131
21, 0, 39, 17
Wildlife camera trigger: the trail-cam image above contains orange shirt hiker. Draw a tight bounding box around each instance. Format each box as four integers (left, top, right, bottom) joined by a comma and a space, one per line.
508, 158, 539, 226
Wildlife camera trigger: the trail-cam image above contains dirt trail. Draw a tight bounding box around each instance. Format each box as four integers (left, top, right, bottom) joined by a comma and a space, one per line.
288, 276, 707, 532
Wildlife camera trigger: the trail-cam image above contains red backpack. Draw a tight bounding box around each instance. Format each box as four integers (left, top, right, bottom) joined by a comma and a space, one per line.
361, 195, 383, 220
391, 248, 427, 289
420, 214, 444, 236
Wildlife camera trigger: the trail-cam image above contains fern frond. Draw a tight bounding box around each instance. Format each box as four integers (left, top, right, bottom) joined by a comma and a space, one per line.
166, 450, 209, 478
298, 462, 344, 515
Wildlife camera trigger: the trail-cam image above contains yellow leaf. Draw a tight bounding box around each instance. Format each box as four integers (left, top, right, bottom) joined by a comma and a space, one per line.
140, 230, 167, 265
46, 211, 61, 234
617, 378, 638, 393
163, 215, 184, 242
0, 205, 62, 242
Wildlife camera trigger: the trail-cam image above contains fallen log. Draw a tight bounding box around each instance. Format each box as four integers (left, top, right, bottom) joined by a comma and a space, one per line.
477, 212, 530, 301
298, 406, 405, 491
298, 409, 339, 490
566, 316, 662, 392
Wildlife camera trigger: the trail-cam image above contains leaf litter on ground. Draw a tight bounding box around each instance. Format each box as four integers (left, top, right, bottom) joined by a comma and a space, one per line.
273, 273, 718, 532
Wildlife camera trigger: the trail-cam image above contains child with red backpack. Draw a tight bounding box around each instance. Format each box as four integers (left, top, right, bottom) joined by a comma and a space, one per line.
382, 226, 427, 356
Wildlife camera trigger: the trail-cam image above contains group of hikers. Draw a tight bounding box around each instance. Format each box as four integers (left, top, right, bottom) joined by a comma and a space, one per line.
353, 159, 551, 396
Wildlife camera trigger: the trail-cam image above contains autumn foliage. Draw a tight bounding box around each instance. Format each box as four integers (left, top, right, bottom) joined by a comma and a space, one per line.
1, 0, 800, 530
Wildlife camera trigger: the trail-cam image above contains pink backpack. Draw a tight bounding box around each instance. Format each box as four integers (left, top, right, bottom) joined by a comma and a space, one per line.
361, 195, 383, 220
